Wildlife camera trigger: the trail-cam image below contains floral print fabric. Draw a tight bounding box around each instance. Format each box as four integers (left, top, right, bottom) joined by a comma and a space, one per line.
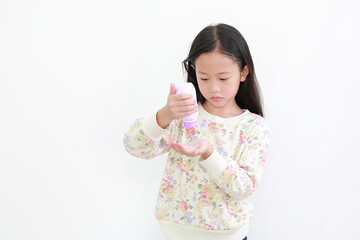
123, 105, 270, 230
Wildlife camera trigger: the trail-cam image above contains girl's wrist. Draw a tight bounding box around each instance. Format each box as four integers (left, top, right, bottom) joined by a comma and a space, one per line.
201, 144, 213, 160
156, 107, 172, 129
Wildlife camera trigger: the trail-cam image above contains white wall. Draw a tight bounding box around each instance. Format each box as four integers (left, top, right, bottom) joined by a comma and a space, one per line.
1, 0, 359, 239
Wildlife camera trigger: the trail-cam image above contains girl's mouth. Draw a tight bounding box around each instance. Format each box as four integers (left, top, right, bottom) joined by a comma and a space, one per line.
210, 97, 223, 102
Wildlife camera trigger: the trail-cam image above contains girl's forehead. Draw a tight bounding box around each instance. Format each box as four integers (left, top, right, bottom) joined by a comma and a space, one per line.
195, 51, 239, 73
196, 50, 236, 64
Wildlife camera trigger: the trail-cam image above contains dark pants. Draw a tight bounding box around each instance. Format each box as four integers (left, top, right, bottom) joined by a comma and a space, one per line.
243, 237, 247, 240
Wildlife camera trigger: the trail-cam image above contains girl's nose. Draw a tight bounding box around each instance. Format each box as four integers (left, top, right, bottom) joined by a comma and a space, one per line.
210, 80, 220, 92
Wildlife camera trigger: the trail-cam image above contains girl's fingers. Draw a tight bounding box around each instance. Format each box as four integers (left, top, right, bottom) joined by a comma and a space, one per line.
174, 93, 194, 100
169, 140, 206, 157
180, 99, 197, 107
169, 97, 196, 107
170, 142, 194, 156
169, 139, 210, 157
176, 105, 198, 113
196, 143, 207, 154
169, 83, 177, 94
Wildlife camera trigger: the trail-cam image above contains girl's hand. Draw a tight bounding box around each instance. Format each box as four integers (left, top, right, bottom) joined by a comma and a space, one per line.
156, 83, 198, 128
167, 139, 213, 160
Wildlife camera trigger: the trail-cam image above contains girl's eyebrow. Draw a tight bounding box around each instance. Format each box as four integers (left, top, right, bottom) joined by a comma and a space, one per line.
198, 71, 231, 75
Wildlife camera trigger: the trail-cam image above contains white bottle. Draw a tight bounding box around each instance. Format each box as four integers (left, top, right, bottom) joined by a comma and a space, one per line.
176, 82, 198, 128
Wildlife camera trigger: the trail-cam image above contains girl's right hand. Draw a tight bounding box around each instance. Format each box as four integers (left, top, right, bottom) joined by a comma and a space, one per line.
156, 83, 198, 129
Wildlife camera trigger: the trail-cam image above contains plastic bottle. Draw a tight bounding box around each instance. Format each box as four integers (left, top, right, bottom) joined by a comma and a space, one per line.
176, 82, 198, 128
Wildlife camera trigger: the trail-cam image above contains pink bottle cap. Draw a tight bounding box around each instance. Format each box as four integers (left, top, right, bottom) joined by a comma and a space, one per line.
184, 121, 197, 128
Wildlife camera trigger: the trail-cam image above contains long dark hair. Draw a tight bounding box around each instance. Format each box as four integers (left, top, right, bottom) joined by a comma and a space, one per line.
183, 23, 264, 117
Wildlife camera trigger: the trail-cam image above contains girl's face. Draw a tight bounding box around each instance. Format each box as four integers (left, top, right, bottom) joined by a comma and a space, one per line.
195, 49, 248, 117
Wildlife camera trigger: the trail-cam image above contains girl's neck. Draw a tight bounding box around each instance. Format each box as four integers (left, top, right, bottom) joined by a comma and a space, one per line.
202, 101, 244, 118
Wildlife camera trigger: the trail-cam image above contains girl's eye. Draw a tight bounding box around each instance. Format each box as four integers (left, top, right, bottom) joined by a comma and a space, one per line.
200, 78, 208, 81
219, 78, 228, 81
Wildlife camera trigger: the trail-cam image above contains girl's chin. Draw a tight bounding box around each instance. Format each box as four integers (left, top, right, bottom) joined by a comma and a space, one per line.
204, 100, 225, 109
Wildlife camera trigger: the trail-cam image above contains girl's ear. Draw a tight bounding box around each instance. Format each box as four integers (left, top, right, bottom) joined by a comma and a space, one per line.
240, 65, 249, 82
190, 64, 195, 70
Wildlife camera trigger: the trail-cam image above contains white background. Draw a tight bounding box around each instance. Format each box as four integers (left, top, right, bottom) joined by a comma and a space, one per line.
1, 0, 360, 239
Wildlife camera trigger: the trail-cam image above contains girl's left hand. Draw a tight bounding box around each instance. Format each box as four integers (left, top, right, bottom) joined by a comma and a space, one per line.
167, 139, 213, 160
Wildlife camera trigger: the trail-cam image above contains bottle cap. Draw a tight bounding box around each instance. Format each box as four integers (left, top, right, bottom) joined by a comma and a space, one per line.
184, 121, 197, 128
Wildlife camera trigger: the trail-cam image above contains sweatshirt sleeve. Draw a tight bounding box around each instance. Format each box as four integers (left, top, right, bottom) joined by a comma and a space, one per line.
199, 117, 270, 201
123, 112, 172, 160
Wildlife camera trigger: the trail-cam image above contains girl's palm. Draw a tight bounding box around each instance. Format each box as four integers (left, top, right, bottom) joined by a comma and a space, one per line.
168, 139, 209, 157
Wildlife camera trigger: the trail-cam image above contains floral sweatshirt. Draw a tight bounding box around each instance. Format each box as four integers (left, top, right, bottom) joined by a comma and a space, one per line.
123, 104, 270, 231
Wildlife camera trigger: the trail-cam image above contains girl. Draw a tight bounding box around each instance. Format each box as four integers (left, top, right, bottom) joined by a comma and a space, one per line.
124, 23, 270, 240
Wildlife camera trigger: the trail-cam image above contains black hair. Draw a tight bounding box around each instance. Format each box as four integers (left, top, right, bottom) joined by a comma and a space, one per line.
183, 23, 264, 117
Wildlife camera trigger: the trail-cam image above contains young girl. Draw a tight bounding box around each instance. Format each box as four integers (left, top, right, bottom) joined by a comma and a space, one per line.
124, 23, 270, 240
